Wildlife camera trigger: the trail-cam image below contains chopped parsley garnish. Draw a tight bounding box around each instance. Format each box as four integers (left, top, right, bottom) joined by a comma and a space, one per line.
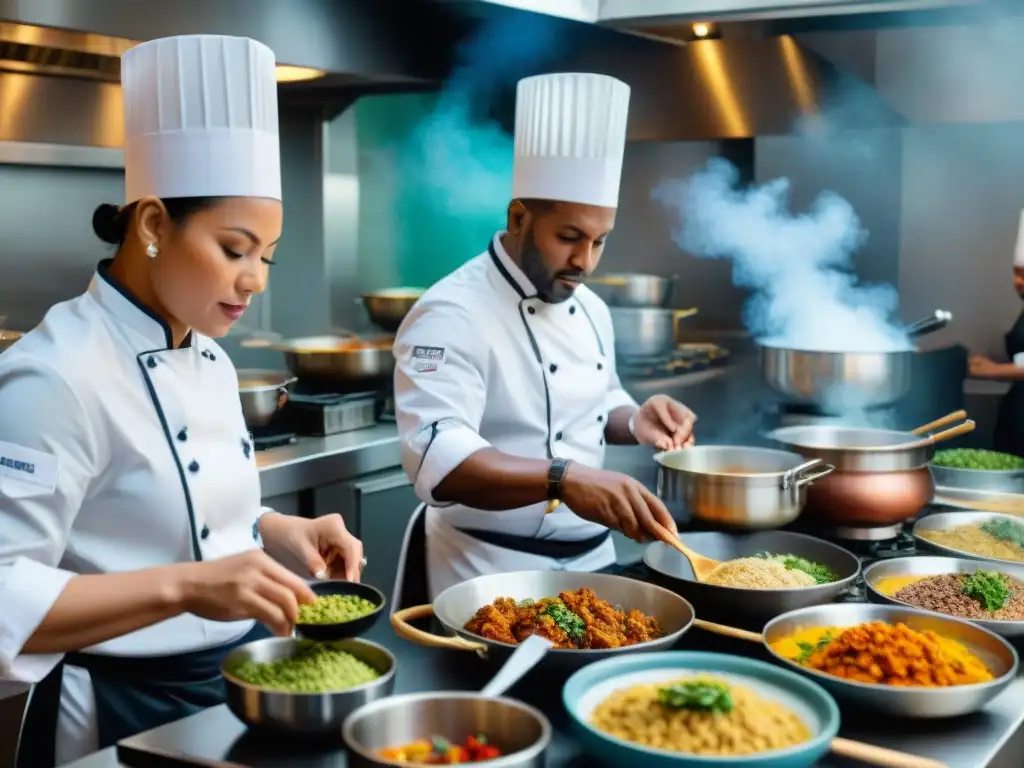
796, 631, 835, 664
962, 570, 1011, 612
540, 601, 585, 643
980, 519, 1024, 551
658, 681, 734, 714
754, 552, 837, 585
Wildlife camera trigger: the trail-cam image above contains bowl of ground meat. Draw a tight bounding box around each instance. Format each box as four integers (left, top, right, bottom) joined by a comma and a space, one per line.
864, 555, 1024, 637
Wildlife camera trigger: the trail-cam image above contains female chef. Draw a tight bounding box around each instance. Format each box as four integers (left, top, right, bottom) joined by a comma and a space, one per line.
0, 35, 363, 765
970, 210, 1024, 455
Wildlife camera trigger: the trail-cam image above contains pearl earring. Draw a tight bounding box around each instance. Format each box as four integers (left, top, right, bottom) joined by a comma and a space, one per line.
146, 243, 159, 259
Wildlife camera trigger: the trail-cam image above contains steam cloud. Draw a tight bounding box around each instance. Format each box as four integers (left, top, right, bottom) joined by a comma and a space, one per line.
398, 12, 563, 221
653, 159, 912, 353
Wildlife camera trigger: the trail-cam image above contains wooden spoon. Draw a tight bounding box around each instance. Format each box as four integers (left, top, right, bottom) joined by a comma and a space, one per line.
911, 410, 967, 436
656, 526, 721, 582
691, 620, 948, 768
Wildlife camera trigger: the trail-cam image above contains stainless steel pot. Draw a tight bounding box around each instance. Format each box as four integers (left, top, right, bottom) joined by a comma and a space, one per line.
768, 425, 936, 472
759, 309, 953, 410
588, 273, 676, 307
654, 446, 835, 529
610, 307, 698, 359
343, 693, 550, 768
389, 570, 695, 670
360, 289, 425, 332
221, 636, 397, 732
273, 334, 395, 391
864, 555, 1024, 638
0, 330, 22, 354
237, 369, 296, 428
644, 531, 860, 628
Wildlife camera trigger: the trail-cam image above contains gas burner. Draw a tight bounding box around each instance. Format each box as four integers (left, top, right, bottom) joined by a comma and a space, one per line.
288, 392, 377, 436
617, 344, 729, 381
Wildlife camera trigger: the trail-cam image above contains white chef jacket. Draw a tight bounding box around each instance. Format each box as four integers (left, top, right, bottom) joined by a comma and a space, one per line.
393, 233, 638, 598
0, 262, 266, 762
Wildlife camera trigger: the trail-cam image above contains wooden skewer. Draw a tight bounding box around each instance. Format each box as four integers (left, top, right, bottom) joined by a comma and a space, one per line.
692, 619, 763, 643
911, 410, 967, 435
829, 738, 948, 768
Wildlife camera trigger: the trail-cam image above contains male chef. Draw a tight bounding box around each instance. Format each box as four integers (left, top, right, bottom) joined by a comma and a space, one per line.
393, 72, 696, 598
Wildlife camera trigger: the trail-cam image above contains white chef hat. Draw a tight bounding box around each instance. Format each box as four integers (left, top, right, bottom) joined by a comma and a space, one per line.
1015, 209, 1024, 268
511, 73, 631, 209
121, 35, 281, 204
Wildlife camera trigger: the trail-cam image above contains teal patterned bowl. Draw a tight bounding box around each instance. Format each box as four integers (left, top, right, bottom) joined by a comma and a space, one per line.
563, 651, 839, 768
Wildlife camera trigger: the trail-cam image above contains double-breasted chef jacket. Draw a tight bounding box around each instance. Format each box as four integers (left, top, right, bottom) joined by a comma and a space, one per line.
393, 233, 639, 598
0, 262, 271, 764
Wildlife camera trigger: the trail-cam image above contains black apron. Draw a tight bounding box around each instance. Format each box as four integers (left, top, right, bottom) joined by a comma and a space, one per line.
16, 622, 271, 767
994, 311, 1024, 456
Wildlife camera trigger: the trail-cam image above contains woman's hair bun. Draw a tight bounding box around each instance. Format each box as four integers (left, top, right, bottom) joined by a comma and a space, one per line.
92, 203, 125, 245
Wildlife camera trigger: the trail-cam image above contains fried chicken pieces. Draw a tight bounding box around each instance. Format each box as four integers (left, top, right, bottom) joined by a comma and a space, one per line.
463, 588, 662, 649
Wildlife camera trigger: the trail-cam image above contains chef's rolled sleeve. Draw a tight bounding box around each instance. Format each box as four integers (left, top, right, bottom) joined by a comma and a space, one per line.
0, 361, 96, 682
393, 300, 491, 505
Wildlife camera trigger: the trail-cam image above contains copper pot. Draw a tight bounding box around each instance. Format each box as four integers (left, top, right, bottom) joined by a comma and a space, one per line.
803, 467, 935, 527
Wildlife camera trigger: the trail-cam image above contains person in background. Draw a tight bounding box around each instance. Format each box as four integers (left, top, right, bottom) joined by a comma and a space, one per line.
0, 35, 363, 765
969, 210, 1024, 455
393, 72, 696, 600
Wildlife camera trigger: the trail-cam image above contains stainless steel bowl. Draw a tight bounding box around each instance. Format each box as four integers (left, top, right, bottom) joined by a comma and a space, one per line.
221, 637, 396, 732
654, 445, 834, 528
644, 531, 860, 628
236, 369, 296, 428
913, 511, 1024, 566
361, 289, 425, 332
390, 570, 694, 670
931, 463, 1024, 494
864, 555, 1024, 638
933, 486, 1024, 516
763, 603, 1018, 717
343, 692, 550, 768
587, 273, 675, 308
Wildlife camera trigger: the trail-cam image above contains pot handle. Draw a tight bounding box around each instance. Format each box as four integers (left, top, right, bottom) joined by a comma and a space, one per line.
275, 387, 289, 410
781, 459, 836, 490
390, 604, 489, 657
671, 308, 699, 339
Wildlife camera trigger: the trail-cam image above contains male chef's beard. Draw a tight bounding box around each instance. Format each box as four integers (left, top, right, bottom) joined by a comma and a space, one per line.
520, 233, 584, 304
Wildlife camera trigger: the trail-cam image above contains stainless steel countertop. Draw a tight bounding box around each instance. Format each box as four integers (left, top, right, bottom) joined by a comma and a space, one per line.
256, 424, 401, 497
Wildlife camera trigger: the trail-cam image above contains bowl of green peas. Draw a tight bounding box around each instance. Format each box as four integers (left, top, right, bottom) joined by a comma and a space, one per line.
931, 448, 1024, 494
294, 580, 386, 641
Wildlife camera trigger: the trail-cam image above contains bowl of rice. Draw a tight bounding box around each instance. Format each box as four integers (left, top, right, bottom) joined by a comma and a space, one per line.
563, 650, 839, 767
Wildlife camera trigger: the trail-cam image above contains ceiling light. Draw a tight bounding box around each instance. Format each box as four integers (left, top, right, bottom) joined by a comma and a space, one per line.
275, 65, 326, 83
692, 22, 712, 38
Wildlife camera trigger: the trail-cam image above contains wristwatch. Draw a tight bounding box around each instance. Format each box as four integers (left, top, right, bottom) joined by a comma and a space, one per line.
627, 412, 638, 438
547, 458, 572, 501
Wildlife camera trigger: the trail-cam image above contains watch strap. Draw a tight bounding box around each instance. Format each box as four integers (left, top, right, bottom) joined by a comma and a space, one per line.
547, 458, 571, 501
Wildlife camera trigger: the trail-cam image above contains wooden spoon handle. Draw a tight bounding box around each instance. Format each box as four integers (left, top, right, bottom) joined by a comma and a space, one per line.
830, 738, 948, 768
693, 619, 763, 643
927, 420, 976, 444
911, 410, 967, 435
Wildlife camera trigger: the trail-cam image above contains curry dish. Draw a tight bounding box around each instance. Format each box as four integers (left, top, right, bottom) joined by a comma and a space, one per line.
463, 588, 662, 649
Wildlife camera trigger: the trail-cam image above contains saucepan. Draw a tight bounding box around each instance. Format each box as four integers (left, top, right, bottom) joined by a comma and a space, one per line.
610, 306, 699, 359
236, 369, 296, 429
759, 309, 953, 410
360, 288, 426, 333
767, 411, 975, 528
654, 445, 835, 529
587, 273, 676, 308
343, 635, 553, 767
389, 570, 695, 671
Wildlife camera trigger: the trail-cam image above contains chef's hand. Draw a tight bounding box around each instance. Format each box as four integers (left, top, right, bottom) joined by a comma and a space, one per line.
631, 395, 696, 451
178, 550, 316, 637
969, 354, 1004, 379
560, 464, 678, 543
259, 512, 365, 582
